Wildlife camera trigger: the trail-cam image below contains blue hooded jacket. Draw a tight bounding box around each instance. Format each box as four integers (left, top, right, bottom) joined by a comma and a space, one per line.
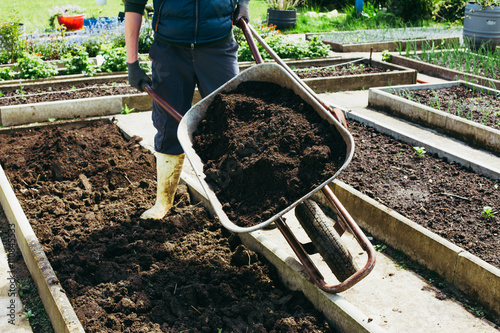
125, 0, 237, 45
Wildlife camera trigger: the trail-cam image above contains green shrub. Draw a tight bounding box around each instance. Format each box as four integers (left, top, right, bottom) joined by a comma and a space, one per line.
0, 67, 14, 81
433, 0, 466, 23
99, 47, 127, 73
386, 0, 434, 23
15, 53, 58, 79
309, 0, 353, 10
330, 3, 403, 31
236, 25, 330, 61
0, 52, 10, 65
62, 46, 96, 76
28, 37, 72, 61
138, 25, 154, 54
81, 37, 103, 58
0, 11, 25, 63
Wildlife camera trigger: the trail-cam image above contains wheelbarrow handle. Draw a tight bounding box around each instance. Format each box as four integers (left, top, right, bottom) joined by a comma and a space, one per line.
142, 83, 183, 123
236, 19, 348, 129
236, 19, 264, 64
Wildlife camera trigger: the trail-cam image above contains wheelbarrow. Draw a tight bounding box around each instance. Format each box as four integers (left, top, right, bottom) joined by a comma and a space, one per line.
142, 19, 375, 293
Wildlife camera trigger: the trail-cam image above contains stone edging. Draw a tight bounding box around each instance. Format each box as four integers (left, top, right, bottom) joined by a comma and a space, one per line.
0, 93, 151, 127
301, 58, 416, 93
368, 81, 500, 155
0, 165, 85, 333
305, 34, 459, 52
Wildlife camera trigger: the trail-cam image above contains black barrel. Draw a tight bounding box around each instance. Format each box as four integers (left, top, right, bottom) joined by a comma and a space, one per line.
267, 9, 297, 30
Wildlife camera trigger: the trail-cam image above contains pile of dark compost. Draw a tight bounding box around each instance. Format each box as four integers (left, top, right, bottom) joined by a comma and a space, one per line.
193, 81, 347, 227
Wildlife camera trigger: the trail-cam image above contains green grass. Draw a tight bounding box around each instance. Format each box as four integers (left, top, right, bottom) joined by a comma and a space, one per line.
0, 0, 123, 32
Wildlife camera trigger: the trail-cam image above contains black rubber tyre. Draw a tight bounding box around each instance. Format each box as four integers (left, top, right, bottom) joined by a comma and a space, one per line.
295, 199, 359, 282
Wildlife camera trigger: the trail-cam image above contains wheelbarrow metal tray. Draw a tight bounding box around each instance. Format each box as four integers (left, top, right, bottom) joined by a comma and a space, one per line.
178, 63, 354, 233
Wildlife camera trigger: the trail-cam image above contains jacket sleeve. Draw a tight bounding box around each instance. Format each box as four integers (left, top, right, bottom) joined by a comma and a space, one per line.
124, 0, 147, 14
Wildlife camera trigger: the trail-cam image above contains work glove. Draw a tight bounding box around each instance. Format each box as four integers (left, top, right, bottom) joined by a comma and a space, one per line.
233, 4, 250, 23
127, 60, 152, 92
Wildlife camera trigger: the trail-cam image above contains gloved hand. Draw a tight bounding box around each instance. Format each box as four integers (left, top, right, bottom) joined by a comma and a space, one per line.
233, 4, 250, 23
127, 60, 152, 92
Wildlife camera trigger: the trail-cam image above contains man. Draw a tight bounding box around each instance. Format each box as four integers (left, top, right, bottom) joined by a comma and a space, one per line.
124, 0, 250, 220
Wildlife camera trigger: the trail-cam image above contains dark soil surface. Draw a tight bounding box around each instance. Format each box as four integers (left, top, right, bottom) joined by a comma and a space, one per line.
392, 85, 500, 130
295, 63, 389, 79
193, 81, 347, 227
339, 120, 499, 268
0, 79, 136, 106
0, 121, 334, 333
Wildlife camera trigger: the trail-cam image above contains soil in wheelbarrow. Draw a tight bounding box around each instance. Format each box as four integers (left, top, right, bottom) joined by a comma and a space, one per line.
193, 81, 347, 228
0, 121, 335, 333
338, 120, 500, 269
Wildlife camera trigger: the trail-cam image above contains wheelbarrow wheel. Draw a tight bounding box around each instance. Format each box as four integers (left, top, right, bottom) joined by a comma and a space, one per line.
295, 199, 359, 282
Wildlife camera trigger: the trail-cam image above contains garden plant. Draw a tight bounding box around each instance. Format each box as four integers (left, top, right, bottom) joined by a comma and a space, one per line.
399, 39, 500, 81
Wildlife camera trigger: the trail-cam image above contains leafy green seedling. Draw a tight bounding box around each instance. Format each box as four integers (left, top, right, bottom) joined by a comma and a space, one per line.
381, 50, 392, 62
23, 309, 34, 320
121, 104, 135, 114
481, 206, 497, 219
413, 146, 426, 158
373, 244, 387, 252
48, 118, 56, 122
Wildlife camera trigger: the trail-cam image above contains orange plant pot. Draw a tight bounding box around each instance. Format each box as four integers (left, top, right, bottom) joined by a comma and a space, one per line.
57, 14, 85, 31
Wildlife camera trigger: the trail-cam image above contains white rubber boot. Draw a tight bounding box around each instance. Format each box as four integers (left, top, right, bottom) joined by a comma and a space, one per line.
140, 153, 185, 220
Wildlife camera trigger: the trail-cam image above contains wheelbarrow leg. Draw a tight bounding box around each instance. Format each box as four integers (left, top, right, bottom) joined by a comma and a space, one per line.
273, 187, 376, 293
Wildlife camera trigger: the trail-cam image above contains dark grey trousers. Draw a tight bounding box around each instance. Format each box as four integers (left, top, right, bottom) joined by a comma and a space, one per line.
149, 37, 239, 155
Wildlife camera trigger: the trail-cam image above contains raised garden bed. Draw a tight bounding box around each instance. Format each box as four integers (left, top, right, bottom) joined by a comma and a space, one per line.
389, 53, 500, 90
0, 120, 335, 332
307, 27, 462, 52
327, 119, 499, 320
368, 81, 500, 156
292, 58, 416, 93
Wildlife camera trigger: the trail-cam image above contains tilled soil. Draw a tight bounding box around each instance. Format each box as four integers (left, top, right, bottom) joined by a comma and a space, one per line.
339, 120, 499, 268
0, 80, 136, 106
0, 121, 334, 333
392, 85, 500, 130
193, 81, 347, 227
295, 63, 388, 79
